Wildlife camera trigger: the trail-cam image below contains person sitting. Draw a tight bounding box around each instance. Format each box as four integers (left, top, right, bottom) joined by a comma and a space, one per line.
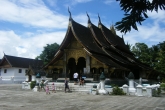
79, 76, 84, 86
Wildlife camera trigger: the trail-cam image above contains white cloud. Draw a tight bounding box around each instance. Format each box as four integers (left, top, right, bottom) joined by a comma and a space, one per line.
46, 0, 58, 7
147, 9, 165, 23
0, 30, 65, 59
0, 0, 68, 29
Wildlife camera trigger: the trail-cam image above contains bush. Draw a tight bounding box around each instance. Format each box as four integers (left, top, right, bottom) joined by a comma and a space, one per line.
30, 81, 36, 89
111, 86, 126, 95
160, 83, 165, 91
152, 88, 161, 97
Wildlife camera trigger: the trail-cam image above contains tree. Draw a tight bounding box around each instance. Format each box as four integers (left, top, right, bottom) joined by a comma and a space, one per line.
130, 42, 165, 78
115, 0, 165, 33
154, 41, 165, 74
36, 43, 60, 64
131, 43, 151, 65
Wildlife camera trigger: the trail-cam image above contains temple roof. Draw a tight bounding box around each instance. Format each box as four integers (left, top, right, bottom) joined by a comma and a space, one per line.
0, 55, 43, 68
44, 14, 152, 71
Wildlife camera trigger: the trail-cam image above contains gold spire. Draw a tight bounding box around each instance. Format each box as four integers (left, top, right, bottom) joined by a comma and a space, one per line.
110, 24, 116, 35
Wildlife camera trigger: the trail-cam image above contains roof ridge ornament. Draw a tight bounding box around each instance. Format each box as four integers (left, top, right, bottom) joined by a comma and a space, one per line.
122, 35, 124, 39
86, 12, 91, 23
98, 13, 101, 23
3, 51, 5, 55
68, 7, 72, 20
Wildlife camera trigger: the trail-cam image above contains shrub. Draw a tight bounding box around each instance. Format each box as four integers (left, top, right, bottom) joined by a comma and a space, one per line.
30, 81, 36, 89
111, 86, 126, 95
160, 83, 165, 91
152, 88, 161, 97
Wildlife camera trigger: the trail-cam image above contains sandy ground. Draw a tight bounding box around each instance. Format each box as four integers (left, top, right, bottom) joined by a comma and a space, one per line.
0, 84, 165, 110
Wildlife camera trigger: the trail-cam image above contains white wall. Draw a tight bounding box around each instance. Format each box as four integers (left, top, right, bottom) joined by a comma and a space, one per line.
0, 67, 27, 82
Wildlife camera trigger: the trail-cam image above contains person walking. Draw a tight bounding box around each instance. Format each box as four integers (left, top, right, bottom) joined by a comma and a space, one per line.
64, 77, 70, 93
52, 83, 56, 93
39, 80, 45, 92
45, 85, 50, 94
73, 72, 78, 85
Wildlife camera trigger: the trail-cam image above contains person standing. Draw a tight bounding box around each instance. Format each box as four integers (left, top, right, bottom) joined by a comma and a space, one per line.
64, 77, 70, 93
73, 72, 78, 85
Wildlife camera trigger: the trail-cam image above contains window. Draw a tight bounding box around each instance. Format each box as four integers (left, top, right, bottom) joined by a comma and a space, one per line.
19, 69, 22, 73
4, 69, 7, 73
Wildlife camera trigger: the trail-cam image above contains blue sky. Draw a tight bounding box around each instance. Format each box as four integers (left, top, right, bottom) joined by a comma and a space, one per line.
0, 0, 165, 59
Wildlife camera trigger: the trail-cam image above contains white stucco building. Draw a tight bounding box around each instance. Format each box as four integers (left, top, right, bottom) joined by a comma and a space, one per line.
0, 54, 44, 83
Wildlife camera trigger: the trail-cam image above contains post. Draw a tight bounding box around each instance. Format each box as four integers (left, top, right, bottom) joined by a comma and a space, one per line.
122, 84, 129, 95
63, 52, 67, 77
128, 72, 136, 95
86, 54, 90, 74
136, 84, 143, 96
146, 85, 152, 97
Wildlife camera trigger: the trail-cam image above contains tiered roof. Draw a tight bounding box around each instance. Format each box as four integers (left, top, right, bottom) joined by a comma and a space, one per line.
45, 13, 152, 71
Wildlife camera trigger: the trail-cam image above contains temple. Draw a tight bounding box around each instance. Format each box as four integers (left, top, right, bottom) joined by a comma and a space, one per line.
43, 12, 159, 81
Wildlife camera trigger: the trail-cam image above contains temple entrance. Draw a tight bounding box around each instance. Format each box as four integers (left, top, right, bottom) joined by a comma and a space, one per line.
67, 57, 86, 80
77, 57, 86, 78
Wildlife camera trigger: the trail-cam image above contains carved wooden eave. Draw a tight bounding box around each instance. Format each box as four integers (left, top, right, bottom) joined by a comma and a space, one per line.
83, 48, 92, 55
0, 57, 12, 68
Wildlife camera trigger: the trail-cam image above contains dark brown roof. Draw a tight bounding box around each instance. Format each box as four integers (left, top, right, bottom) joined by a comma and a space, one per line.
44, 16, 152, 71
0, 55, 44, 68
99, 23, 133, 55
71, 20, 106, 56
89, 23, 110, 48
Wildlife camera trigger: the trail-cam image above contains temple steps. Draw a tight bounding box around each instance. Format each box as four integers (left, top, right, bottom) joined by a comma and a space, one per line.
47, 82, 99, 92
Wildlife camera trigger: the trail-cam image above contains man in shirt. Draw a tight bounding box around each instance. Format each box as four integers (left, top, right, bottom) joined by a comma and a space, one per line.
73, 72, 78, 85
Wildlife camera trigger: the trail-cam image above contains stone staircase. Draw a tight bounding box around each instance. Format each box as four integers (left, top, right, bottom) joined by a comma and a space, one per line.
47, 82, 99, 93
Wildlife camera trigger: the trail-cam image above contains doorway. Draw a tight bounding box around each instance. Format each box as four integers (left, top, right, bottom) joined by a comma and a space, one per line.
67, 57, 86, 80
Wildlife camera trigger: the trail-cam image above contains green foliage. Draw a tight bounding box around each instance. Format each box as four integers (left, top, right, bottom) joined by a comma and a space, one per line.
30, 81, 36, 89
130, 42, 165, 79
36, 42, 60, 65
131, 43, 151, 65
115, 0, 165, 33
160, 83, 165, 91
152, 88, 161, 97
111, 86, 126, 95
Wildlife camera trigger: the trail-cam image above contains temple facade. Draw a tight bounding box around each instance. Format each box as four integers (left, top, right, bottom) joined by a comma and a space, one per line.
43, 13, 159, 81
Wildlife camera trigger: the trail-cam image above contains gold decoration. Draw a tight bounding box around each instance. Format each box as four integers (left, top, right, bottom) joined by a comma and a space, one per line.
67, 49, 86, 62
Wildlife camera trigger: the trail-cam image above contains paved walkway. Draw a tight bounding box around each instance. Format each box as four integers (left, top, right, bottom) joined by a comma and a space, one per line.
0, 84, 165, 110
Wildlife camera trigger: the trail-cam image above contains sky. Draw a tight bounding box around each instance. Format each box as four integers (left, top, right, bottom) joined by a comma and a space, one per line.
0, 0, 165, 59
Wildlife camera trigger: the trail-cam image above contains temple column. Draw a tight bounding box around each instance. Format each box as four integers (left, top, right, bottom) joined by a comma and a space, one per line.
86, 54, 90, 74
62, 52, 67, 77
